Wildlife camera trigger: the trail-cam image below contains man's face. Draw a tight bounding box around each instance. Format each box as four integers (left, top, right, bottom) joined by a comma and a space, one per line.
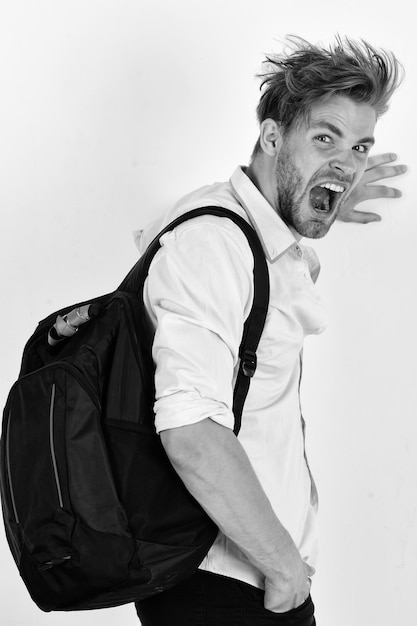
275, 94, 377, 238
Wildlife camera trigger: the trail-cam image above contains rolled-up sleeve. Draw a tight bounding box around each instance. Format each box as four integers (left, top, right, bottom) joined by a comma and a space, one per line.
143, 216, 254, 434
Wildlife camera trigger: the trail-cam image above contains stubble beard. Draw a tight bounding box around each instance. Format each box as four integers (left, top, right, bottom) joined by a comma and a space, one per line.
275, 147, 336, 239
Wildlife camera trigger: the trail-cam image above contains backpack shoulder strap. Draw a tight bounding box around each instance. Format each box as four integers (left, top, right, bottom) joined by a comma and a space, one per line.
119, 206, 270, 436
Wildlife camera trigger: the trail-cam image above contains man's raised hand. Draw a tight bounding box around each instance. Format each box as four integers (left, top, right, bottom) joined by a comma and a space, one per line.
337, 153, 407, 223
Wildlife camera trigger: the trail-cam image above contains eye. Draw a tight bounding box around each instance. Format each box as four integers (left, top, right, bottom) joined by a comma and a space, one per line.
314, 135, 334, 149
353, 144, 369, 154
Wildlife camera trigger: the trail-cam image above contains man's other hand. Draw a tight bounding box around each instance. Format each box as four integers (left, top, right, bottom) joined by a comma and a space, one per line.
337, 153, 407, 223
264, 559, 314, 613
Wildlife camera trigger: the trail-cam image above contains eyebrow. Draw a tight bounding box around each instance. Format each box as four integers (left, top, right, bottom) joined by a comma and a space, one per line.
312, 121, 375, 146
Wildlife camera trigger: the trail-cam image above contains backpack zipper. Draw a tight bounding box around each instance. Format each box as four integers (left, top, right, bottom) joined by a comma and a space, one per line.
5, 409, 20, 524
10, 360, 101, 413
49, 383, 63, 509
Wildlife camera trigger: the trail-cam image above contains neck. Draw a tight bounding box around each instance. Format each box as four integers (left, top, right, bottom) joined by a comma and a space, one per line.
245, 158, 302, 241
246, 155, 279, 214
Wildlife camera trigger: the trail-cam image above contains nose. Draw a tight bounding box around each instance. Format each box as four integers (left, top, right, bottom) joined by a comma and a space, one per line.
329, 150, 356, 178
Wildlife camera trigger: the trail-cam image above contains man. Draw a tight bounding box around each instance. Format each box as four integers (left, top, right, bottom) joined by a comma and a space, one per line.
135, 37, 406, 625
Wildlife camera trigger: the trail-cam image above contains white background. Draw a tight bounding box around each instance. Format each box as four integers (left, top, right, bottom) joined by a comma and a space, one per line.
0, 1, 415, 625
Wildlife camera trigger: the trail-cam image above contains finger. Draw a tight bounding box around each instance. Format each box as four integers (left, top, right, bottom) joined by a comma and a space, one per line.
338, 209, 381, 224
264, 593, 307, 613
361, 184, 403, 200
365, 152, 400, 170
361, 164, 407, 184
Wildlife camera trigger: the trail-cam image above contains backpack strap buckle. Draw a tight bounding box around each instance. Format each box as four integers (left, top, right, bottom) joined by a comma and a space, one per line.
242, 350, 257, 378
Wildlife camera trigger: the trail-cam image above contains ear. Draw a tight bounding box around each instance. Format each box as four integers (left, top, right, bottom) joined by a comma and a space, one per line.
259, 119, 284, 156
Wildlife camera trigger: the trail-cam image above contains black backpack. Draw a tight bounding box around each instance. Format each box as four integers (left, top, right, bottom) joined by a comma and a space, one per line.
0, 207, 269, 612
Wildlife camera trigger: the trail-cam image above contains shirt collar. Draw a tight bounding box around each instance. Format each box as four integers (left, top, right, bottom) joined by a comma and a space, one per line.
230, 166, 299, 263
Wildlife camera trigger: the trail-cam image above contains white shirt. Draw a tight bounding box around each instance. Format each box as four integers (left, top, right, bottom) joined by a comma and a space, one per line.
134, 167, 327, 589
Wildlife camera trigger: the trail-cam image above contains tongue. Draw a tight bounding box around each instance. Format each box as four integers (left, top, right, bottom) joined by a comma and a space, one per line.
309, 186, 330, 212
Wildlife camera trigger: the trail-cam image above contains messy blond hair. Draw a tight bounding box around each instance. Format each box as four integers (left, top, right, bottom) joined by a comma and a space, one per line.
252, 35, 403, 155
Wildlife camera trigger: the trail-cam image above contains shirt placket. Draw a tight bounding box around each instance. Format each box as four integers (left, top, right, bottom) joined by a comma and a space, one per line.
298, 350, 319, 510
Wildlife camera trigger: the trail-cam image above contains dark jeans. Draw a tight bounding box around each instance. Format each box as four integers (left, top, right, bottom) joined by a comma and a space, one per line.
135, 570, 316, 625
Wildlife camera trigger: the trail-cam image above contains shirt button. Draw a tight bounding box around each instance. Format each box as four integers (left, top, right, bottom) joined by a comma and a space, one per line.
294, 244, 302, 257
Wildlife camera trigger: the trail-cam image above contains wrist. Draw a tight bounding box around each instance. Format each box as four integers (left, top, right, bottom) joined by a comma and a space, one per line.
261, 532, 302, 580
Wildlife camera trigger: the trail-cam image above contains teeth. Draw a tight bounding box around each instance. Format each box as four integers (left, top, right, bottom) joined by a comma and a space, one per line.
320, 183, 345, 193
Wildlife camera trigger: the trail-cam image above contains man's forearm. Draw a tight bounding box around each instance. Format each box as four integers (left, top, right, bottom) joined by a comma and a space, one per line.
160, 417, 301, 580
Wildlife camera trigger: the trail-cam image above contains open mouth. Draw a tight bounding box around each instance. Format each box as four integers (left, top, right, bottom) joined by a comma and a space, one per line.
309, 182, 346, 215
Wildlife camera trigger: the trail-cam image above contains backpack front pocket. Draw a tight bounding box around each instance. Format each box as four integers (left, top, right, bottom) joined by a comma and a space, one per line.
2, 363, 139, 610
